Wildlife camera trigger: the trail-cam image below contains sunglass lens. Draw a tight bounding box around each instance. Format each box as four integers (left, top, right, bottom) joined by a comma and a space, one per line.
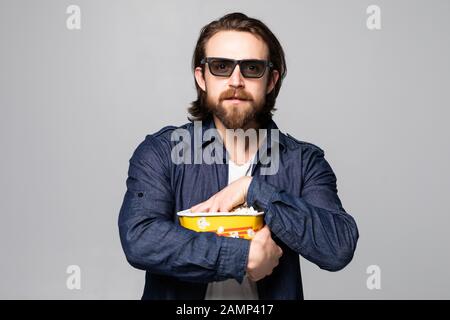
209, 59, 235, 76
241, 60, 266, 78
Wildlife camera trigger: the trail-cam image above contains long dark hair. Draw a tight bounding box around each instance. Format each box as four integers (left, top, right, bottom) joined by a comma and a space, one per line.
188, 12, 287, 125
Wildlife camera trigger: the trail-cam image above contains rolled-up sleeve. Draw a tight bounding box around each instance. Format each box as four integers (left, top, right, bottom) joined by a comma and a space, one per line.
118, 135, 250, 284
247, 145, 359, 271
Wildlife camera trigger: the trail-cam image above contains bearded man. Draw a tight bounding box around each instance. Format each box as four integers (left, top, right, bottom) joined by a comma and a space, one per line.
119, 12, 359, 300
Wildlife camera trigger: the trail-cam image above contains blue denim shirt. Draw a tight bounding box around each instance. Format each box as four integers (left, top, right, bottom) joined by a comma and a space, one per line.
118, 118, 359, 300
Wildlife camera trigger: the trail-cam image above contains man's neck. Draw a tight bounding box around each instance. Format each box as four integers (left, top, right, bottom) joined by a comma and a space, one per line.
213, 116, 263, 165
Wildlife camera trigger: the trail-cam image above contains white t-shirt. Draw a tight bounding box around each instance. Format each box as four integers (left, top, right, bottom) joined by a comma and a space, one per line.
204, 155, 259, 300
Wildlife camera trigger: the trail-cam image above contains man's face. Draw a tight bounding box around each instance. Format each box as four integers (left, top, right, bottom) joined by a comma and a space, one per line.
195, 31, 279, 129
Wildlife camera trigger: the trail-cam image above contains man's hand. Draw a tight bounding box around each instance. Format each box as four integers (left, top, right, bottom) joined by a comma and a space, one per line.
189, 176, 282, 282
246, 225, 283, 282
190, 176, 252, 213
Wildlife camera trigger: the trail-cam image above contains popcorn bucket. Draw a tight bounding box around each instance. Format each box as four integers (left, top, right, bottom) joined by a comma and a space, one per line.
177, 208, 264, 240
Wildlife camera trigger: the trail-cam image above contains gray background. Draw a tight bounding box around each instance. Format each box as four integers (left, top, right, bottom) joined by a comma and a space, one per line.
1, 0, 449, 299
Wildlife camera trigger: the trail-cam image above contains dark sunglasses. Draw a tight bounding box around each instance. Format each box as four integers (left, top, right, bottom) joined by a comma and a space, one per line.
200, 57, 273, 78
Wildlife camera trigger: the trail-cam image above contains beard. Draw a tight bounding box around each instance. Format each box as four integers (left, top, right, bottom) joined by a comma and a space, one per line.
205, 88, 266, 130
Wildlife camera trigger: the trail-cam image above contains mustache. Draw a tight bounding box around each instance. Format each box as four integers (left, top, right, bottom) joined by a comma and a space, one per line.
219, 89, 253, 101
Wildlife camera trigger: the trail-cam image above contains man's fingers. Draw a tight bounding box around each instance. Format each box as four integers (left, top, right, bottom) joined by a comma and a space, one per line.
191, 202, 210, 213
277, 246, 283, 257
253, 274, 264, 282
190, 202, 202, 212
209, 202, 220, 213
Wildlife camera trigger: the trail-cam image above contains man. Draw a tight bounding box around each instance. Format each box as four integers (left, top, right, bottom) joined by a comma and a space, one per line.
118, 12, 359, 300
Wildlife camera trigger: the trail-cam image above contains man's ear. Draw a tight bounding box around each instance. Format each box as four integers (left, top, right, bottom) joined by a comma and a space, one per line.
194, 67, 206, 92
266, 69, 280, 95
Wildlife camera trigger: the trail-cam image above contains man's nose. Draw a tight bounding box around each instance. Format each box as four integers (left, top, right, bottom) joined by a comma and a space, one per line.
228, 64, 245, 88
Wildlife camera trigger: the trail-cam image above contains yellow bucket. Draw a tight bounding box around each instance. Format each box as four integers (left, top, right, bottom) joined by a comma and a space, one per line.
177, 209, 265, 240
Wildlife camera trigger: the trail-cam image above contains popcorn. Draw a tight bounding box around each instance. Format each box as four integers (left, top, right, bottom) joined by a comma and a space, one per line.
230, 205, 259, 215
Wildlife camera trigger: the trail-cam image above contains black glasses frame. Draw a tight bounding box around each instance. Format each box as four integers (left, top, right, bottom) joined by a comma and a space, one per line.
200, 57, 273, 78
